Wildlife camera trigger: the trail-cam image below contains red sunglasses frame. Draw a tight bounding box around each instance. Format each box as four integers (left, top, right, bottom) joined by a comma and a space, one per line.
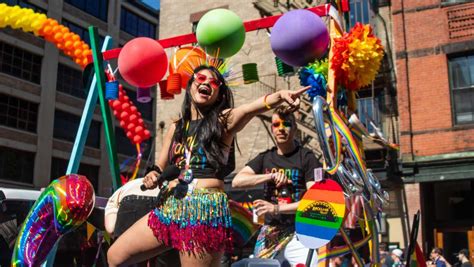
193, 73, 222, 89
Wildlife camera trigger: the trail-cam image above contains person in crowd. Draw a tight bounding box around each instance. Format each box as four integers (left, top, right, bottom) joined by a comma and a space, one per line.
427, 247, 451, 267
456, 249, 472, 267
391, 248, 404, 267
232, 106, 321, 266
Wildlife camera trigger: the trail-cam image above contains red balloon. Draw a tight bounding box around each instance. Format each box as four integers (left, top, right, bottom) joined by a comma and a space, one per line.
112, 100, 122, 110
126, 131, 133, 139
143, 130, 151, 138
130, 106, 138, 113
129, 114, 138, 122
113, 110, 118, 116
120, 111, 129, 120
118, 37, 168, 88
127, 123, 136, 131
135, 126, 144, 134
133, 135, 142, 144
120, 120, 126, 128
138, 118, 144, 124
122, 103, 130, 110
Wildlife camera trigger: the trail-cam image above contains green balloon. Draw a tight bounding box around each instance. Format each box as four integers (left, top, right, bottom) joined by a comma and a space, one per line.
196, 9, 246, 58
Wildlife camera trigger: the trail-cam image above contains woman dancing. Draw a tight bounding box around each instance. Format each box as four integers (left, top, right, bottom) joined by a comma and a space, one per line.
107, 65, 309, 267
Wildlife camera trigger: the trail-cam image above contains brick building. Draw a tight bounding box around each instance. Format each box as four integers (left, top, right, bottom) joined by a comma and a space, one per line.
392, 0, 474, 262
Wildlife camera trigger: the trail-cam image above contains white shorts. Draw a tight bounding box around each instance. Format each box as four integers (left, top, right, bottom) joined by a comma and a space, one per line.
283, 234, 318, 267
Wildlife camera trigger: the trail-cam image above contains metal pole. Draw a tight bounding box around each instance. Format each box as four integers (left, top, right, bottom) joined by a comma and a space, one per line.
88, 26, 121, 191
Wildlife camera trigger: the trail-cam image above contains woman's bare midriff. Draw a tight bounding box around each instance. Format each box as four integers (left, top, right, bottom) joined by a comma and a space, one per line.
167, 178, 224, 190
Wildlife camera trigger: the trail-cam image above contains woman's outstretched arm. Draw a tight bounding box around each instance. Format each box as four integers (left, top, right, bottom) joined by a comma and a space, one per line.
224, 86, 309, 135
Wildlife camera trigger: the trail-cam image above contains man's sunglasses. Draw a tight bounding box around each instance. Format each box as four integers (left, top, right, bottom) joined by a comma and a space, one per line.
272, 121, 292, 128
193, 73, 222, 90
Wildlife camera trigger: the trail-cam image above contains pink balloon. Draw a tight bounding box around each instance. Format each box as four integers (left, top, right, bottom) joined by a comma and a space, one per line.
118, 37, 168, 87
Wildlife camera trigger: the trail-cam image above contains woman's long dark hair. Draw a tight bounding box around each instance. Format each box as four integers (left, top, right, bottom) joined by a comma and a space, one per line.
174, 65, 234, 173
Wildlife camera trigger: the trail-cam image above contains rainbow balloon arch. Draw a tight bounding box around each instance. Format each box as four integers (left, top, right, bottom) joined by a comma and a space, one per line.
0, 2, 401, 266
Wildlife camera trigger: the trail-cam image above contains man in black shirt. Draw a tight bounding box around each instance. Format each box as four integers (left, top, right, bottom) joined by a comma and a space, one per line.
233, 106, 321, 266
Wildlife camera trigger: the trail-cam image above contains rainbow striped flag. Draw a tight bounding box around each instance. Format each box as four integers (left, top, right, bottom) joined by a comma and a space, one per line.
410, 242, 427, 267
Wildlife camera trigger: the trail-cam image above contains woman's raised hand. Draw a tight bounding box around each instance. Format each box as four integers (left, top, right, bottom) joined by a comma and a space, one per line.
278, 86, 310, 112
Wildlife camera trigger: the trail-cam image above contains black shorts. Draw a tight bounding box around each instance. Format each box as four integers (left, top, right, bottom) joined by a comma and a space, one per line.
114, 195, 158, 237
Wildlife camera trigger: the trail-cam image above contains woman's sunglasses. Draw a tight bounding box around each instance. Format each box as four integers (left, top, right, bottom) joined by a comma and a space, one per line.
193, 73, 222, 90
272, 121, 292, 128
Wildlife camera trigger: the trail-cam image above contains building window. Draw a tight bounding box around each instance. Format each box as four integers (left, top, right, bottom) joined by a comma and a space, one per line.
57, 63, 85, 99
64, 0, 108, 21
0, 0, 46, 13
123, 87, 153, 121
357, 96, 382, 134
53, 110, 101, 148
0, 93, 38, 133
448, 53, 474, 125
349, 0, 371, 27
0, 146, 35, 184
0, 41, 42, 84
120, 7, 156, 38
50, 157, 99, 190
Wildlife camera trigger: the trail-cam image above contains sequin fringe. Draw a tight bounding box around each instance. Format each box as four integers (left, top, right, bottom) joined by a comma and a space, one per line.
148, 189, 233, 253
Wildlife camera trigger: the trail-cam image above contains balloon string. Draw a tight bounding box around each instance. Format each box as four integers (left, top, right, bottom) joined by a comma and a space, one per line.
129, 143, 142, 181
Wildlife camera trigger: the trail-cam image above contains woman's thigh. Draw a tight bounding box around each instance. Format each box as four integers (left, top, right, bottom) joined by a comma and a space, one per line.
179, 250, 224, 267
108, 213, 169, 266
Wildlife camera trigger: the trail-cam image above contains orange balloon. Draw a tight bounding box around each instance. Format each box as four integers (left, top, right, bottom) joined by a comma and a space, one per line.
61, 27, 69, 34
74, 49, 82, 57
82, 50, 91, 57
56, 43, 64, 49
65, 41, 73, 49
54, 32, 63, 42
52, 25, 60, 33
42, 25, 52, 35
72, 34, 80, 41
74, 58, 82, 65
81, 44, 89, 50
82, 58, 89, 66
73, 41, 82, 49
50, 19, 59, 26
169, 47, 206, 89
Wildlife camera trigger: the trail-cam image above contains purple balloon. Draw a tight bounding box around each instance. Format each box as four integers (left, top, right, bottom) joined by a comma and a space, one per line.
271, 9, 329, 67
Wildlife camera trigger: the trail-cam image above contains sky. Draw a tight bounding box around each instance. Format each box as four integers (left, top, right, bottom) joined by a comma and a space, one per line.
140, 0, 160, 11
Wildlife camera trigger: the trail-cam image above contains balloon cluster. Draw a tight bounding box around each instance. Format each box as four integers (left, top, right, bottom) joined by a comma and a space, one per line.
109, 84, 151, 144
38, 18, 91, 68
331, 23, 384, 91
0, 4, 47, 34
12, 175, 95, 267
0, 4, 92, 68
299, 59, 329, 100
